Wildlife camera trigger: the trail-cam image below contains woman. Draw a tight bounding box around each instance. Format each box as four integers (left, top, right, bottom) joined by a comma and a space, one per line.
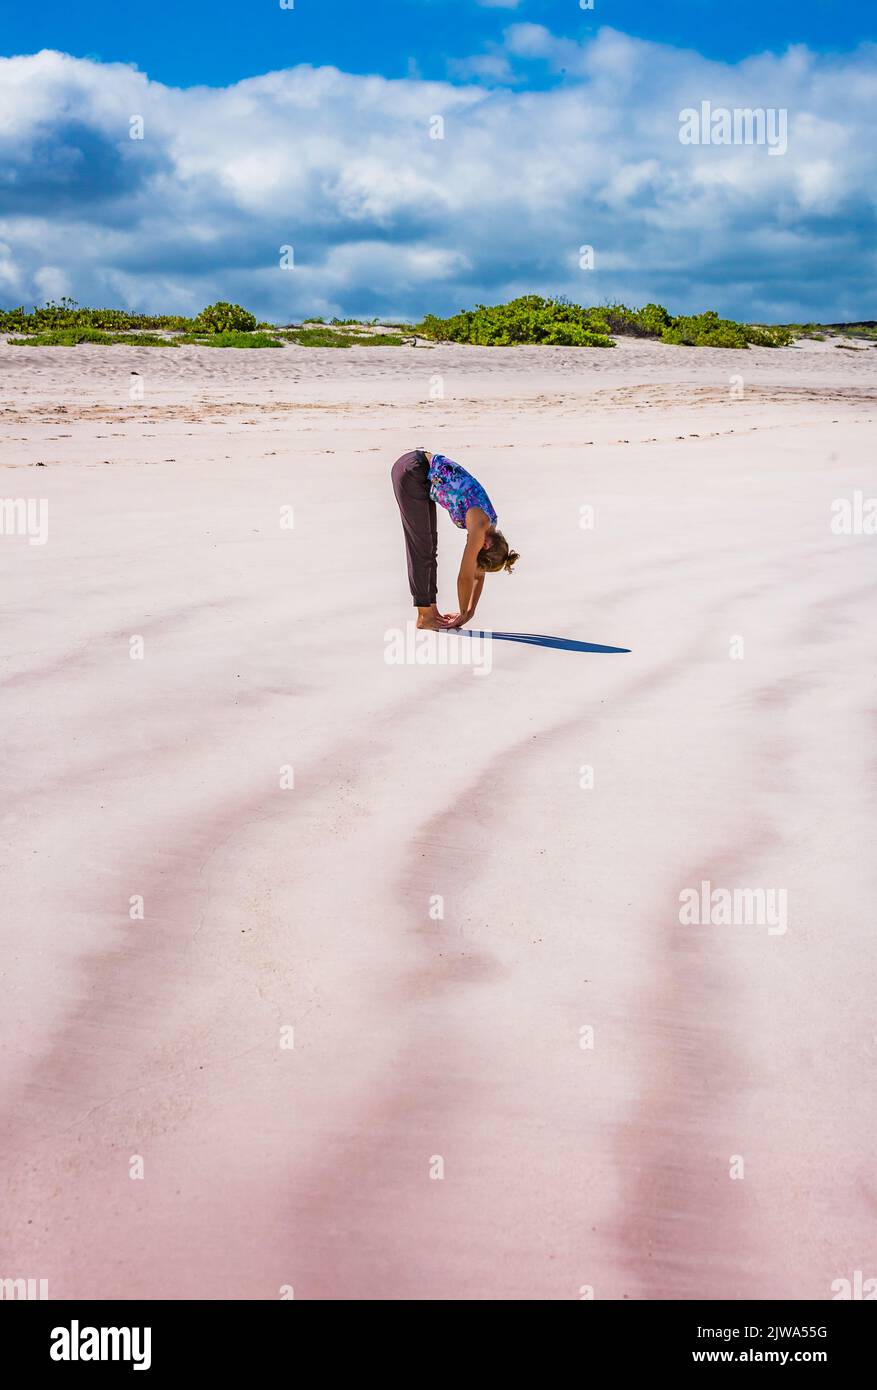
391, 448, 519, 630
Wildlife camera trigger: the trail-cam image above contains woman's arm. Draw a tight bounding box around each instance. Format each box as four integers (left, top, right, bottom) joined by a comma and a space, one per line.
468, 570, 485, 617
456, 531, 482, 616
445, 513, 489, 627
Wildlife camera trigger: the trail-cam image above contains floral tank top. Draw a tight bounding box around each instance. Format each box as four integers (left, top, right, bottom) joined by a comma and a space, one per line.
427, 454, 497, 529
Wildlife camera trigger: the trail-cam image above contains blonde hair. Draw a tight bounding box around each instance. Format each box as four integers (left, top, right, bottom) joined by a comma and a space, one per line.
478, 529, 520, 574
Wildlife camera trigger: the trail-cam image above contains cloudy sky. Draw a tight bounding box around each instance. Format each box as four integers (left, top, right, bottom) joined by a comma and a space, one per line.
1, 2, 874, 323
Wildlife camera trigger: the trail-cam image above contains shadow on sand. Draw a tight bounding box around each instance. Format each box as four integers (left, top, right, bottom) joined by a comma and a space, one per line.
459, 630, 630, 654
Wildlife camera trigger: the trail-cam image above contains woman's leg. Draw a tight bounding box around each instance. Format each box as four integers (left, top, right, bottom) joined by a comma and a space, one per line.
391, 450, 438, 612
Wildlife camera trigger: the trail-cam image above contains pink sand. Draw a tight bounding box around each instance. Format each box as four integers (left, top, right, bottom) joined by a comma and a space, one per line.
1, 333, 874, 1299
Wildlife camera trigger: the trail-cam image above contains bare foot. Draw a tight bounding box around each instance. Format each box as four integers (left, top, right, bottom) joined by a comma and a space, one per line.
416, 604, 451, 631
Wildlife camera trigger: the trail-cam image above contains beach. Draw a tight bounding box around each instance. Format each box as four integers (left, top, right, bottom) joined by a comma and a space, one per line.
1, 333, 874, 1300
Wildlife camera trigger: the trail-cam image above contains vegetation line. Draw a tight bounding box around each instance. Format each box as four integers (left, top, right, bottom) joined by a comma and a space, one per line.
2, 297, 873, 349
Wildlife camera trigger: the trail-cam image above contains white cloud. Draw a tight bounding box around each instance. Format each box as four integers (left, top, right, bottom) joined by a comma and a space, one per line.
0, 33, 874, 323
449, 52, 519, 84
504, 24, 573, 62
33, 265, 72, 302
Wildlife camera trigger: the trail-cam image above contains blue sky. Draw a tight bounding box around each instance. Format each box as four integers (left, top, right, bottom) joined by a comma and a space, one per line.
0, 6, 875, 322
2, 1, 871, 89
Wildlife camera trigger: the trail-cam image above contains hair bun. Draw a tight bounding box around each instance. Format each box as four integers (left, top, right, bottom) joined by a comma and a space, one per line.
504, 550, 521, 574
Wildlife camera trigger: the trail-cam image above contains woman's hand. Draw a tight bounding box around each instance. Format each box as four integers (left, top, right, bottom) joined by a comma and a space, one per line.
417, 605, 460, 631
442, 609, 474, 629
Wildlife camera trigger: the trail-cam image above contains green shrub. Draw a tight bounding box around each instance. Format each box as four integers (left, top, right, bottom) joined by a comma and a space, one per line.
598, 304, 638, 336
8, 327, 177, 347
660, 311, 749, 348
416, 295, 615, 347
703, 325, 751, 348
600, 302, 672, 337
192, 301, 257, 334
827, 323, 877, 341
415, 297, 801, 349
179, 330, 282, 348
659, 313, 795, 349
636, 302, 674, 336
279, 328, 407, 348
1, 296, 804, 353
0, 298, 194, 334
745, 325, 795, 347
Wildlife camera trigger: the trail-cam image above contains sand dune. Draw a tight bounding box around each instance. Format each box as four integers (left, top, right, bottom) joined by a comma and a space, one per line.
0, 335, 874, 1299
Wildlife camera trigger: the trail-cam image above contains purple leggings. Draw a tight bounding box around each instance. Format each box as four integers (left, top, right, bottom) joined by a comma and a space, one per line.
391, 450, 438, 607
